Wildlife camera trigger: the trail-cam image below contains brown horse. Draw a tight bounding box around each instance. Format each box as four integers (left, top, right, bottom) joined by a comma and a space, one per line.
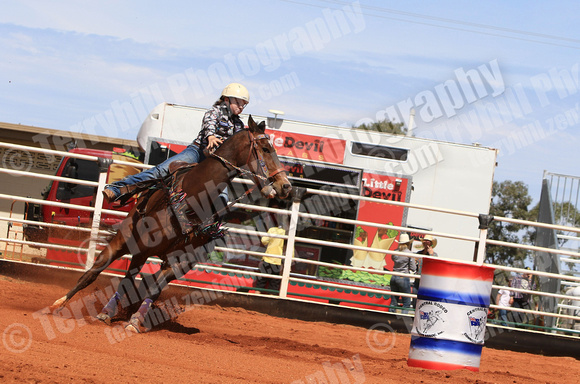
50, 115, 292, 332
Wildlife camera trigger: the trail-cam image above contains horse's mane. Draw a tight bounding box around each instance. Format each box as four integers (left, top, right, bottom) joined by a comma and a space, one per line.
217, 126, 256, 149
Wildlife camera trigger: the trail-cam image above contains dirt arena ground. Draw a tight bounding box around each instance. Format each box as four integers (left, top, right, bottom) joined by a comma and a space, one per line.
1, 273, 578, 384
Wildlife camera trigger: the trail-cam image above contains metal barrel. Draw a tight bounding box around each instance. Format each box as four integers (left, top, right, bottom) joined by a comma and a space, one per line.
407, 258, 494, 371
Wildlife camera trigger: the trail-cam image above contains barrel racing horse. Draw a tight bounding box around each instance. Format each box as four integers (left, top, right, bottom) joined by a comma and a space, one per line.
50, 115, 292, 332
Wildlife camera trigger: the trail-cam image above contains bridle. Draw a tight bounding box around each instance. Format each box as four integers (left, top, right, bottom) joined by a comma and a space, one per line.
245, 131, 286, 192
209, 130, 284, 194
207, 129, 286, 217
159, 127, 289, 237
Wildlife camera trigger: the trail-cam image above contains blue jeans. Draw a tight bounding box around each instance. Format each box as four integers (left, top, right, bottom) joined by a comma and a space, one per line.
498, 309, 508, 326
390, 275, 411, 313
107, 145, 229, 202
107, 144, 204, 195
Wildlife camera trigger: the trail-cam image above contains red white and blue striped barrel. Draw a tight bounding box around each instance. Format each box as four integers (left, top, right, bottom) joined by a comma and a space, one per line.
407, 258, 495, 371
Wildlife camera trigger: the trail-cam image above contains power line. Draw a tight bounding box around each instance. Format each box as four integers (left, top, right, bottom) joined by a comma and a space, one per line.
278, 0, 580, 49
322, 0, 580, 44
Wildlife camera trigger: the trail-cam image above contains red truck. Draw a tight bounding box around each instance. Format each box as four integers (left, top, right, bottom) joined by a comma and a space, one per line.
23, 147, 143, 268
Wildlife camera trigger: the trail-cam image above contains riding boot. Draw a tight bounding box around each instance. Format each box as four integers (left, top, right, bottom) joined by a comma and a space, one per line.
126, 298, 153, 333
214, 189, 230, 221
219, 188, 229, 205
96, 291, 121, 325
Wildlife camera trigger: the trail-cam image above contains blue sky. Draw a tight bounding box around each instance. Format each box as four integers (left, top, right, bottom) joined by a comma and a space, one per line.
1, 0, 579, 204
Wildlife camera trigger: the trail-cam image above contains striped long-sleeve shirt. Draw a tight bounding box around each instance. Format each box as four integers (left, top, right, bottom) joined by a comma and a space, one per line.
193, 101, 244, 149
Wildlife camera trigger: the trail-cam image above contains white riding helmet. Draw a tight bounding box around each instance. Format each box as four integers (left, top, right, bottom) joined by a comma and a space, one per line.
221, 83, 250, 103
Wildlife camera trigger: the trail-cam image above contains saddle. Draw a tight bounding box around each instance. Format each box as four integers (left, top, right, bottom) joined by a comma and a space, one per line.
115, 161, 225, 239
168, 160, 195, 175
161, 161, 227, 238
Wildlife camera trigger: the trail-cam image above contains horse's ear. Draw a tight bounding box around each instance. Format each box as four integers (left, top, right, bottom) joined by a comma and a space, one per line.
248, 115, 265, 133
248, 115, 256, 131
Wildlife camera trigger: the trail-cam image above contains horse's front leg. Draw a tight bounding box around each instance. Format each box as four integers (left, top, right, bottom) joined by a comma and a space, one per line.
50, 235, 129, 312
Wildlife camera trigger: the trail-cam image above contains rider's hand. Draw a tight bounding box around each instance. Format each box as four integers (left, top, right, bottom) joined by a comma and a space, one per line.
207, 135, 223, 149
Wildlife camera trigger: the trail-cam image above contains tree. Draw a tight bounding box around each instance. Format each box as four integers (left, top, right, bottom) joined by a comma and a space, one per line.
486, 180, 535, 267
353, 119, 407, 135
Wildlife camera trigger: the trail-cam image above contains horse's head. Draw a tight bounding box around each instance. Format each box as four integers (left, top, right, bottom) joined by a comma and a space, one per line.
247, 115, 292, 199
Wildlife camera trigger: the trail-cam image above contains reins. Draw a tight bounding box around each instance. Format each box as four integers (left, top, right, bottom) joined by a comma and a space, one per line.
209, 136, 269, 183
202, 129, 277, 224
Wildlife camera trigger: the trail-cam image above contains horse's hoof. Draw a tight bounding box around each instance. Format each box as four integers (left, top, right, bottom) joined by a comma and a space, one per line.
48, 304, 61, 313
49, 296, 68, 313
125, 323, 141, 334
125, 315, 145, 334
96, 312, 112, 325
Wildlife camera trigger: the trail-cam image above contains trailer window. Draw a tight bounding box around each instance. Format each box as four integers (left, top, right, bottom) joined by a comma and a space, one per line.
56, 159, 99, 200
351, 142, 408, 161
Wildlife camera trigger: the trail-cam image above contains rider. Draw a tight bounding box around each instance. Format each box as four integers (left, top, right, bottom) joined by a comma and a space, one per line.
102, 83, 250, 204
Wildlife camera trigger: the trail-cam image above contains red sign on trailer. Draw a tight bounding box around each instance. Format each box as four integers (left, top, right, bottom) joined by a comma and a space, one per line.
266, 129, 346, 164
351, 171, 411, 272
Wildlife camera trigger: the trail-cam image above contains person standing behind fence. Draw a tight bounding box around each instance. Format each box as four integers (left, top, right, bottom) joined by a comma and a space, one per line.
496, 284, 513, 326
254, 209, 292, 294
389, 234, 417, 314
254, 226, 285, 293
509, 268, 536, 324
412, 234, 438, 308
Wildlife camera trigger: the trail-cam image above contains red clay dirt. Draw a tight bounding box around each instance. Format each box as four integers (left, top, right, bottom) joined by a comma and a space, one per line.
0, 274, 578, 384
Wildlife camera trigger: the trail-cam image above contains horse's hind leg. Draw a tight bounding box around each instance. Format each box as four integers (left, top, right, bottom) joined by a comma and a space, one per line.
96, 291, 122, 325
125, 259, 191, 333
96, 253, 150, 325
50, 235, 129, 311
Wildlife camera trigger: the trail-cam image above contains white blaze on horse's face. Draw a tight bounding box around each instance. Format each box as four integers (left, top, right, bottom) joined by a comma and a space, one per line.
259, 141, 292, 199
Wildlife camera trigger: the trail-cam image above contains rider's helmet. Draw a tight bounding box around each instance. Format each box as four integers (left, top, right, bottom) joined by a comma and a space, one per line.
221, 83, 250, 103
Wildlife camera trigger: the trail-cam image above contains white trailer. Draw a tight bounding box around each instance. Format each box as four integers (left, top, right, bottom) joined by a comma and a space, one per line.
137, 102, 498, 262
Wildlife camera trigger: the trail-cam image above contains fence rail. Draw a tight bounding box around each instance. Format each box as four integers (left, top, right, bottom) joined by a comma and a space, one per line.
1, 141, 579, 339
